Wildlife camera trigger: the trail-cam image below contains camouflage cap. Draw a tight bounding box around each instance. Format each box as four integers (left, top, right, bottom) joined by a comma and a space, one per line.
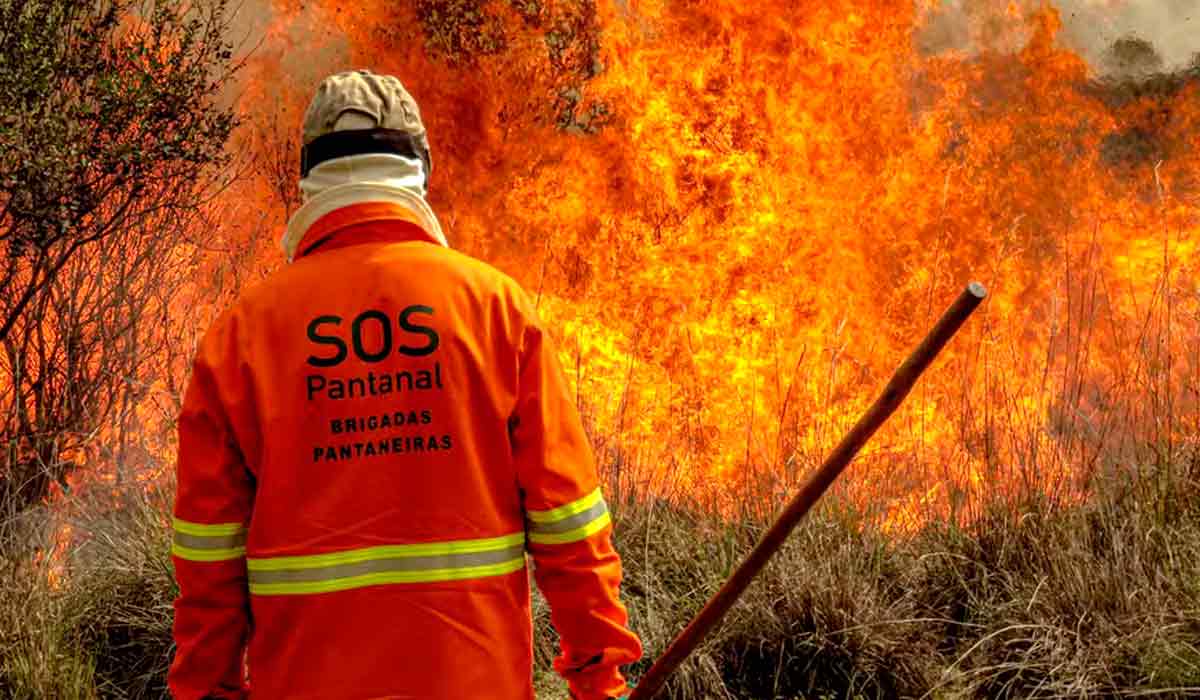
301, 69, 432, 175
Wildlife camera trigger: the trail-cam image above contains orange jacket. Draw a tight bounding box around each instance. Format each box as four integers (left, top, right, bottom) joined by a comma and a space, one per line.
168, 202, 643, 700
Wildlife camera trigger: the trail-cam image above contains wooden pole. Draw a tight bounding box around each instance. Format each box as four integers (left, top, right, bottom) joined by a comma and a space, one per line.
627, 282, 988, 700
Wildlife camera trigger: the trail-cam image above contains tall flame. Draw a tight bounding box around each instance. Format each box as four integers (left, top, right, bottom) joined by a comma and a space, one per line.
49, 0, 1197, 533
205, 0, 1200, 527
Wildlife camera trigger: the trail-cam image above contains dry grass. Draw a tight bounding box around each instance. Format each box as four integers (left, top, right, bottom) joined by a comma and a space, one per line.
3, 366, 1199, 700
601, 464, 1200, 699
0, 481, 176, 700
9, 456, 1190, 698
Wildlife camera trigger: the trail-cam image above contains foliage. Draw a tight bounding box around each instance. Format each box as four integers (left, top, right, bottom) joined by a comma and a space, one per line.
0, 0, 238, 518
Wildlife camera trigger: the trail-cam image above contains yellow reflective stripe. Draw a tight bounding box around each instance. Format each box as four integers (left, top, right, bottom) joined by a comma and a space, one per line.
526, 488, 603, 524
172, 542, 246, 562
172, 518, 246, 536
246, 532, 526, 572
248, 558, 526, 596
528, 510, 611, 545
171, 518, 247, 561
245, 534, 527, 595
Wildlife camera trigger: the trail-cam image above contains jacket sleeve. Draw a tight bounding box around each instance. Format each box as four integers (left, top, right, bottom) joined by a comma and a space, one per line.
168, 316, 254, 700
510, 308, 644, 700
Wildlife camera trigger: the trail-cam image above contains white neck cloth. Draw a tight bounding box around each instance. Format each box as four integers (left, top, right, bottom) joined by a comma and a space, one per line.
281, 152, 448, 262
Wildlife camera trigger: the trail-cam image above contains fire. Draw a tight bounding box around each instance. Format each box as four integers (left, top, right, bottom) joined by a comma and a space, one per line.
214, 0, 1200, 527
35, 0, 1200, 537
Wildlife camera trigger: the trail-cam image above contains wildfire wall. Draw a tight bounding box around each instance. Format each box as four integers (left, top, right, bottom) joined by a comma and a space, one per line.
187, 0, 1200, 527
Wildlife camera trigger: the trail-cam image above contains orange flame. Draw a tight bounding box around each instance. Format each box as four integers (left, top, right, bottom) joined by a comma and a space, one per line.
46, 1, 1200, 538
220, 1, 1200, 528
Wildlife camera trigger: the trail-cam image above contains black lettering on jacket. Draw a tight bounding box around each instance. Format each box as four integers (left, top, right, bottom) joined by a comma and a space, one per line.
352, 309, 392, 363
398, 306, 439, 357
306, 316, 347, 367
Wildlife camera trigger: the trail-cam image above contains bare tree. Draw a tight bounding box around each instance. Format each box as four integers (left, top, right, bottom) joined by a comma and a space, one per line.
0, 0, 238, 519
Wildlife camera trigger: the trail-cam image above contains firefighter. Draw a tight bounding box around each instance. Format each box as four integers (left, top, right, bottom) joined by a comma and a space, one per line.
168, 69, 643, 700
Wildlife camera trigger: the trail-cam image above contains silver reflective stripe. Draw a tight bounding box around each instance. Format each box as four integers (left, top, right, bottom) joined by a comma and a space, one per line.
528, 498, 609, 535
173, 531, 247, 550
247, 545, 526, 585
171, 518, 247, 562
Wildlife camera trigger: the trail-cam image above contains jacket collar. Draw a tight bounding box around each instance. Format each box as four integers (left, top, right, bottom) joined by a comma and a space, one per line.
291, 202, 446, 261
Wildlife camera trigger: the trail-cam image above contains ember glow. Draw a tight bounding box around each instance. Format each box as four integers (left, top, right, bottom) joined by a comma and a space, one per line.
78, 1, 1200, 529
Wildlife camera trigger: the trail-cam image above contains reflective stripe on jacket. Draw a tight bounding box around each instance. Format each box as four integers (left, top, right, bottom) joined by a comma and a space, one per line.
168, 202, 642, 700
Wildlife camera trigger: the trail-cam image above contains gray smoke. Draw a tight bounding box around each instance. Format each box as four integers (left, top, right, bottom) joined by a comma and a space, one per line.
1060, 0, 1199, 74
220, 0, 351, 110
918, 0, 1200, 76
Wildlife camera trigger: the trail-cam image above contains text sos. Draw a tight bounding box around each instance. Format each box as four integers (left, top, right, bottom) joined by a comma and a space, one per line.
306, 306, 439, 367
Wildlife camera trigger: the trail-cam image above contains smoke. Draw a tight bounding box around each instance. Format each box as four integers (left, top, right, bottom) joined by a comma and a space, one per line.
917, 0, 1200, 75
1059, 0, 1199, 74
221, 0, 351, 112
